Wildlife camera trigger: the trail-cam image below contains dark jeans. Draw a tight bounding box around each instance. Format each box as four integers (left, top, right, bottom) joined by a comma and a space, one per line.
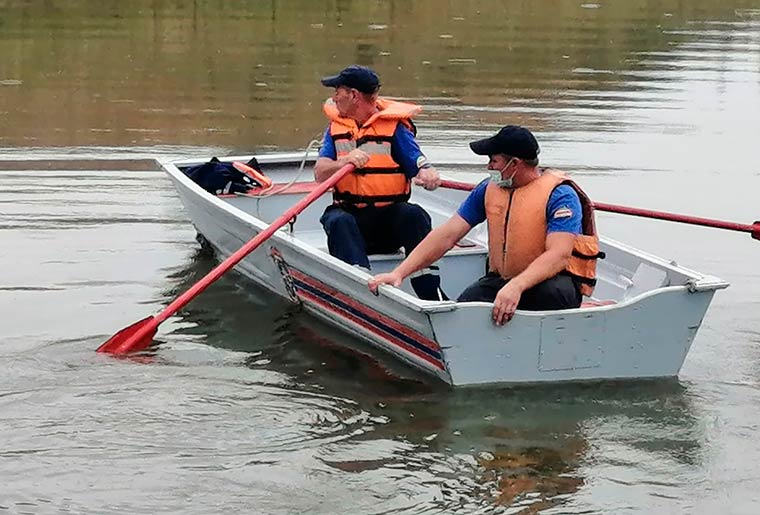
320, 202, 447, 301
457, 272, 582, 310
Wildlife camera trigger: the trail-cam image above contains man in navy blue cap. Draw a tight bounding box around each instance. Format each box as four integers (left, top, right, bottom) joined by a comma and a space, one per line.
319, 64, 382, 95
370, 125, 602, 325
314, 65, 447, 301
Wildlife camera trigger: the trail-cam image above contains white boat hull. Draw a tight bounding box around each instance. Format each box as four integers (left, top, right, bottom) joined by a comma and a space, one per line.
160, 153, 728, 387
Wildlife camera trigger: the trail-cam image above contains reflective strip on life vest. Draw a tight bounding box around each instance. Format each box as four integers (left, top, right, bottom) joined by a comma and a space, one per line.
335, 140, 356, 153
324, 98, 420, 208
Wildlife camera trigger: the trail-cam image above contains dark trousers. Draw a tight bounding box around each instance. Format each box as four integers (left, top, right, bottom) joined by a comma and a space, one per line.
320, 202, 446, 301
457, 272, 582, 310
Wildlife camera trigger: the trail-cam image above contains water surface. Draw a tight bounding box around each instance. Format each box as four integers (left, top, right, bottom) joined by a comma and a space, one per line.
1, 1, 760, 513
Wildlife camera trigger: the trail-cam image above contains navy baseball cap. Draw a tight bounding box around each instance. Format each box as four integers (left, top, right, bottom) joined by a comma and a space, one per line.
320, 65, 380, 94
469, 125, 540, 160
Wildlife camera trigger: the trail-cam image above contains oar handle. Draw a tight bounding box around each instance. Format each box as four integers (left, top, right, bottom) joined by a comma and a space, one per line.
439, 179, 759, 240
154, 163, 355, 324
440, 179, 475, 192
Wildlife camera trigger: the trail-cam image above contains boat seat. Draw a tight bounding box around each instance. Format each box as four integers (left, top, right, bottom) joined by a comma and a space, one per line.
294, 229, 481, 259
367, 239, 478, 261
625, 262, 670, 298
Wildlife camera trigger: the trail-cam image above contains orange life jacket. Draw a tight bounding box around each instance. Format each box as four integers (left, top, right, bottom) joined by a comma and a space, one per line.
485, 170, 602, 296
324, 97, 421, 208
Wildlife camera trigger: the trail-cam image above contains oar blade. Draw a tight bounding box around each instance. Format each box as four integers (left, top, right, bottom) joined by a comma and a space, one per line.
96, 316, 158, 355
96, 163, 357, 357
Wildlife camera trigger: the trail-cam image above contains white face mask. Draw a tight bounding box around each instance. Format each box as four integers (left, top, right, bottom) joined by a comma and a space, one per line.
489, 158, 517, 188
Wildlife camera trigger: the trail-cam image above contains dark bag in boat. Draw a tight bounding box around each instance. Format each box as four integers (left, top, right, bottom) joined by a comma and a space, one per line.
183, 157, 265, 195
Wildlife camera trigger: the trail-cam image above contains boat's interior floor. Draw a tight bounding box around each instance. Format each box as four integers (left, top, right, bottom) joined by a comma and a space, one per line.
215, 179, 691, 306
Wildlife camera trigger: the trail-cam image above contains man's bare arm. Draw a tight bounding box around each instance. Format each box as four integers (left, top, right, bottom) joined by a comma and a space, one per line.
508, 232, 575, 293
314, 150, 368, 183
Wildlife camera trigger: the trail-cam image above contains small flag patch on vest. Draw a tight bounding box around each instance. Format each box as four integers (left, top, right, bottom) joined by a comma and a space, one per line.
553, 207, 573, 219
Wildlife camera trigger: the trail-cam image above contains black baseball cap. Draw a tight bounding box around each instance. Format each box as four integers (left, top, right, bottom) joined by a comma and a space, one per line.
469, 125, 540, 160
320, 65, 380, 94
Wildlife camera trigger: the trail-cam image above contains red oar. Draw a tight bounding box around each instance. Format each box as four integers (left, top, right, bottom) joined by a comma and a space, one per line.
97, 163, 356, 355
439, 179, 759, 241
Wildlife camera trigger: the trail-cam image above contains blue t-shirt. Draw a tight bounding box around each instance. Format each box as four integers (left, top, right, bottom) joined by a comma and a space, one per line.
456, 179, 583, 234
318, 124, 427, 179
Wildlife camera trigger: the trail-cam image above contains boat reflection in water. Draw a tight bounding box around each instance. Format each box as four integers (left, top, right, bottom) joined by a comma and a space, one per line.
154, 248, 701, 512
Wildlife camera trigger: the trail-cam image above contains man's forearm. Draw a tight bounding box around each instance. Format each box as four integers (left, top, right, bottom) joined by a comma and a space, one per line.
509, 250, 570, 292
314, 157, 352, 182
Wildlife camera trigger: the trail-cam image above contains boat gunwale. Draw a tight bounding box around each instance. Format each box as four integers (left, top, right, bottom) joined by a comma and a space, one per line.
159, 153, 729, 316
430, 282, 720, 317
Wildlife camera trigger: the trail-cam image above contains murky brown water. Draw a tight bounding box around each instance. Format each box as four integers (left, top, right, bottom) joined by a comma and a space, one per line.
2, 1, 760, 513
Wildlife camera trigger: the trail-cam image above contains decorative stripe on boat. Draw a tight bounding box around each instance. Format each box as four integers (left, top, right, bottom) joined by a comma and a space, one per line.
288, 268, 446, 370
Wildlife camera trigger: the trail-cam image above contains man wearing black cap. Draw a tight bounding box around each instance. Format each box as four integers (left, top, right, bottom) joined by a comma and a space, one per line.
370, 125, 601, 325
314, 65, 446, 301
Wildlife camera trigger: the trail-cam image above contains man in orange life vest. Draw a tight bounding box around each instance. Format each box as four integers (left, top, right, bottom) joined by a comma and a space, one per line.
369, 125, 601, 325
314, 65, 447, 301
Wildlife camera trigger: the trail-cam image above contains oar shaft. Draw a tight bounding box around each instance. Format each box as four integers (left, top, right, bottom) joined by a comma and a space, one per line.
592, 202, 759, 237
438, 179, 759, 240
154, 163, 355, 324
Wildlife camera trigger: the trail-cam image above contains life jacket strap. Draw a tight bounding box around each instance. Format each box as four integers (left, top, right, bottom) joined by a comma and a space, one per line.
571, 249, 606, 260
332, 190, 411, 206
353, 167, 403, 175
